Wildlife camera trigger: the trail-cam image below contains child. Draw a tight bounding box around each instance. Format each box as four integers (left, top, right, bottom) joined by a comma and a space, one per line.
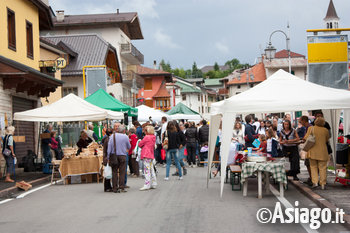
266, 128, 278, 157
200, 143, 209, 163
253, 134, 267, 153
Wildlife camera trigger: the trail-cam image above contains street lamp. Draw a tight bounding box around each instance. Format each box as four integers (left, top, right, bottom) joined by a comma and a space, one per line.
264, 29, 291, 73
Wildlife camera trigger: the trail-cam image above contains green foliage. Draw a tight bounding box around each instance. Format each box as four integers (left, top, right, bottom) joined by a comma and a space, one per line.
158, 58, 247, 80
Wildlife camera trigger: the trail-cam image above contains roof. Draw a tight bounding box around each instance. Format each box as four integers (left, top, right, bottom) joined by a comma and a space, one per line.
175, 80, 201, 93
28, 0, 53, 29
40, 37, 67, 55
42, 34, 115, 76
186, 78, 204, 83
136, 65, 171, 76
153, 82, 171, 98
85, 89, 138, 116
200, 65, 229, 73
0, 55, 63, 85
324, 0, 339, 20
204, 78, 222, 86
227, 62, 266, 86
53, 12, 143, 40
275, 50, 305, 59
167, 102, 199, 115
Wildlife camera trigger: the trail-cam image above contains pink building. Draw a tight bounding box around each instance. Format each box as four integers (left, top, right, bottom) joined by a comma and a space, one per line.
136, 66, 173, 110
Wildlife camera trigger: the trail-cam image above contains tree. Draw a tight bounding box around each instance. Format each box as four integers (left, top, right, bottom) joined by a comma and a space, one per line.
225, 58, 241, 72
214, 62, 220, 71
159, 59, 171, 72
191, 61, 203, 78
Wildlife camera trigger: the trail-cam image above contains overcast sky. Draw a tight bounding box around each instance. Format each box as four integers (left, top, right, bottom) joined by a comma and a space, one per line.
49, 0, 350, 69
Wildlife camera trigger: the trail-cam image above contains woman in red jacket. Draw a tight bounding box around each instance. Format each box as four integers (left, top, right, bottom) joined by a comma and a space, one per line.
138, 126, 157, 191
128, 128, 139, 177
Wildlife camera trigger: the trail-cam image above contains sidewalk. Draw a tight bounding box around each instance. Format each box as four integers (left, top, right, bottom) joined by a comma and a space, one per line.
290, 160, 350, 228
0, 168, 50, 199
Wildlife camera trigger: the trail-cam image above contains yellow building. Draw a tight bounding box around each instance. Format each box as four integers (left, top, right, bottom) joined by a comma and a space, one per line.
0, 0, 62, 160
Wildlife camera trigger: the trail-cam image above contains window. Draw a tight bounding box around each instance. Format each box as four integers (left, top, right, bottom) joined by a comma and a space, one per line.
26, 21, 33, 58
205, 95, 207, 102
182, 95, 186, 101
144, 78, 152, 90
62, 87, 78, 97
7, 8, 16, 50
330, 22, 333, 29
198, 94, 200, 101
250, 84, 254, 88
237, 85, 241, 89
202, 106, 204, 113
291, 70, 295, 75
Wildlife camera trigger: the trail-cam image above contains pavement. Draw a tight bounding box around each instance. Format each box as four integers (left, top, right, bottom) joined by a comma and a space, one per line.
0, 166, 349, 233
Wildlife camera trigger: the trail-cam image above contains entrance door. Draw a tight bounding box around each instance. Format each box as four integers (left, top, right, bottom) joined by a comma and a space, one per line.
12, 96, 36, 161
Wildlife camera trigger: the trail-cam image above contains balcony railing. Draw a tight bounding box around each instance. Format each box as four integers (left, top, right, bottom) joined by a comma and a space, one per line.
120, 43, 144, 65
122, 70, 144, 89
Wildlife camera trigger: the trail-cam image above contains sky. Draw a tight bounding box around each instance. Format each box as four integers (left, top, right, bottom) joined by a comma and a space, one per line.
49, 0, 350, 70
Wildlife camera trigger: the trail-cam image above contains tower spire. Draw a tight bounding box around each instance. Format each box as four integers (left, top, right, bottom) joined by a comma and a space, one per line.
324, 0, 339, 20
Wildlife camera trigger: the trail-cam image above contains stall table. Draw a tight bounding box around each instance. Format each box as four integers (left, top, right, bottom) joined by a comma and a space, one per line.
59, 155, 103, 184
241, 162, 287, 199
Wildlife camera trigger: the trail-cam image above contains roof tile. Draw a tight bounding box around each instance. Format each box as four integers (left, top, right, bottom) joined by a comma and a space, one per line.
275, 50, 305, 58
227, 62, 266, 85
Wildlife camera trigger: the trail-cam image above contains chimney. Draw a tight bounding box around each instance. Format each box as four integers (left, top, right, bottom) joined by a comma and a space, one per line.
56, 10, 65, 22
117, 9, 119, 14
153, 60, 157, 70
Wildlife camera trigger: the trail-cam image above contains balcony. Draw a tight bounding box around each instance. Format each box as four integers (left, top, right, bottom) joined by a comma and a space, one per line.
120, 43, 144, 65
122, 70, 144, 89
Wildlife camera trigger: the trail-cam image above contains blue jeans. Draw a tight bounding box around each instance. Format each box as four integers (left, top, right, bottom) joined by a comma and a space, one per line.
42, 145, 52, 174
178, 147, 185, 167
166, 149, 182, 178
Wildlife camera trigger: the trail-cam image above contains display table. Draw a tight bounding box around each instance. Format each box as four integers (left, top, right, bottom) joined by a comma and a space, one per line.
59, 155, 103, 184
241, 162, 287, 199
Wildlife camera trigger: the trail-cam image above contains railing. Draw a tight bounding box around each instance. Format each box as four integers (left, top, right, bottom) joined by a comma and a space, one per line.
121, 70, 144, 89
120, 43, 144, 64
121, 97, 134, 107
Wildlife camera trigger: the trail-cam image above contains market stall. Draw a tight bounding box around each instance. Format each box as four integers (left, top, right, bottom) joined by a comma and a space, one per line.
136, 105, 171, 123
167, 102, 202, 122
209, 69, 350, 197
13, 94, 122, 183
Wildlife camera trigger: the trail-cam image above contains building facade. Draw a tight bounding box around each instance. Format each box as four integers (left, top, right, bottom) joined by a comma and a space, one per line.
41, 10, 144, 105
0, 0, 62, 159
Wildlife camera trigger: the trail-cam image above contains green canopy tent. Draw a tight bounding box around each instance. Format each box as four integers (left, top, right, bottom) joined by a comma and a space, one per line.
85, 89, 138, 117
167, 102, 201, 121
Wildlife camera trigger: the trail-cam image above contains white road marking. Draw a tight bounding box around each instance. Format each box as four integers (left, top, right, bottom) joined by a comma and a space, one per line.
16, 183, 51, 199
0, 198, 14, 205
269, 184, 319, 233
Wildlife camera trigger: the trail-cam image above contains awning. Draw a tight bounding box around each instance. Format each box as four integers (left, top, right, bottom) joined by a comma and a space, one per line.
85, 89, 138, 117
0, 55, 63, 97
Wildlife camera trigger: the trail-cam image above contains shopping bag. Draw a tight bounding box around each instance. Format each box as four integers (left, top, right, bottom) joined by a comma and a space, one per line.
184, 148, 188, 156
302, 127, 315, 152
161, 149, 166, 160
103, 163, 112, 179
252, 139, 260, 148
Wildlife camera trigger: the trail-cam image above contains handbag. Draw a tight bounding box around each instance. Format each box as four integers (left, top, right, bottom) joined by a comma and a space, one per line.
103, 163, 112, 179
2, 135, 11, 157
162, 131, 169, 150
161, 149, 166, 160
302, 127, 316, 152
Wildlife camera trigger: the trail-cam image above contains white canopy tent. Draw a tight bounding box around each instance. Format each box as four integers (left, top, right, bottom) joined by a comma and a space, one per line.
136, 105, 171, 123
14, 93, 124, 122
209, 69, 350, 197
169, 114, 202, 122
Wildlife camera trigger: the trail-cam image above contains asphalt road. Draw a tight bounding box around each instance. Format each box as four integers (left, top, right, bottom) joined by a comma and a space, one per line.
0, 166, 348, 233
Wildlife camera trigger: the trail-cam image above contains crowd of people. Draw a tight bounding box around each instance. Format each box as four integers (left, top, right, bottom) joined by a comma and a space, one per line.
230, 111, 331, 189
99, 117, 210, 193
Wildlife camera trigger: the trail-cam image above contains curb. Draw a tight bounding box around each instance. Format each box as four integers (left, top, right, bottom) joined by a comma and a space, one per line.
289, 178, 350, 230
0, 175, 51, 199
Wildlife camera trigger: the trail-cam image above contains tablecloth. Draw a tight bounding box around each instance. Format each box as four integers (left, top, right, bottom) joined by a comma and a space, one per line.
59, 156, 103, 178
241, 162, 287, 184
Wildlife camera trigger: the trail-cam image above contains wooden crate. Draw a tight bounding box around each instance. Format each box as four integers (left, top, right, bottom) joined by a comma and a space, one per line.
16, 181, 32, 191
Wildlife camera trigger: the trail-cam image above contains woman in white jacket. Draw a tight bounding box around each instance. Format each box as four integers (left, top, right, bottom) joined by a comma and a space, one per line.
232, 122, 245, 150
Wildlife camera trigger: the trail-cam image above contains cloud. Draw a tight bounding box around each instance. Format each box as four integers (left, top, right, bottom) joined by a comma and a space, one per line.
154, 29, 180, 49
215, 41, 229, 54
120, 0, 158, 19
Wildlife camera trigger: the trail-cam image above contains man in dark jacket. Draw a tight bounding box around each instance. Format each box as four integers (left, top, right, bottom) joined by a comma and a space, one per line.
244, 115, 256, 148
42, 124, 52, 174
185, 122, 198, 167
198, 120, 209, 145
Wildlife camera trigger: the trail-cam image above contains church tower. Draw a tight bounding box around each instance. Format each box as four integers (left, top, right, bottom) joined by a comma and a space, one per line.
324, 0, 340, 29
